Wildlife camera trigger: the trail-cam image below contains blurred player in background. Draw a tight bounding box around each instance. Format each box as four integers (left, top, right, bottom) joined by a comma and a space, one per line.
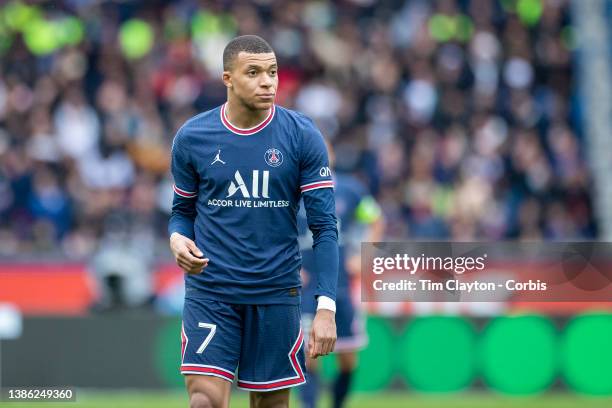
298, 141, 384, 408
168, 35, 339, 408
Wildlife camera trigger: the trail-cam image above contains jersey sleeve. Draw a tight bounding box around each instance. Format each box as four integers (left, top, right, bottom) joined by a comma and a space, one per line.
299, 123, 334, 193
299, 121, 338, 301
168, 128, 199, 239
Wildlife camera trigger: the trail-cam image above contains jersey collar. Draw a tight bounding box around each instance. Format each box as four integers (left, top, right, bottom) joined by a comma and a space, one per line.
220, 103, 276, 136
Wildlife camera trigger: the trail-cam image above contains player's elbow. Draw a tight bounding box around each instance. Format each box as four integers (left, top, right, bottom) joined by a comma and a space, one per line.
170, 205, 197, 226
311, 225, 338, 246
171, 206, 197, 220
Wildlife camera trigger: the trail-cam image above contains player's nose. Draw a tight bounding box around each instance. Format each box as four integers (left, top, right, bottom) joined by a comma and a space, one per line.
260, 73, 274, 88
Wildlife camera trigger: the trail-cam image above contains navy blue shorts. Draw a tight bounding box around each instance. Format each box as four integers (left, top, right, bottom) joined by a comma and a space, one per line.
180, 298, 306, 391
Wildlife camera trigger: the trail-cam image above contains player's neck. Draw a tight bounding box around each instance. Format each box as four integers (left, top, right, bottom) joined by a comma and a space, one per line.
224, 99, 271, 129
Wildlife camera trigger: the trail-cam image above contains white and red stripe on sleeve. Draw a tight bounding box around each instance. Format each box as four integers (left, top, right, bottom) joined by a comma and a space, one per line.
300, 180, 334, 193
173, 184, 197, 199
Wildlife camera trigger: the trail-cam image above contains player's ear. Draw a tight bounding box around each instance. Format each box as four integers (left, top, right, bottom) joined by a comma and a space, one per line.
222, 71, 232, 88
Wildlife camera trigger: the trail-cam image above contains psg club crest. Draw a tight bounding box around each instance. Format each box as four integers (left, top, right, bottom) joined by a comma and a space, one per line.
265, 148, 283, 167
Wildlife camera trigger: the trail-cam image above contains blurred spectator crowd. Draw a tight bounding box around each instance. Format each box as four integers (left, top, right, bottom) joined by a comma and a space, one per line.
0, 0, 597, 259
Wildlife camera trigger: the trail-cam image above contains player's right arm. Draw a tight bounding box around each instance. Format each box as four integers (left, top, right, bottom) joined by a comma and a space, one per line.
168, 128, 208, 274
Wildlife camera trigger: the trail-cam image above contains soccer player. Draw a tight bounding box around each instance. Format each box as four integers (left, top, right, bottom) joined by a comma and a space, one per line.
168, 35, 339, 408
298, 142, 384, 408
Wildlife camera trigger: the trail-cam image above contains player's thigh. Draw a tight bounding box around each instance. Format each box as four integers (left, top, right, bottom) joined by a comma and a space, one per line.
249, 388, 290, 408
185, 374, 232, 408
237, 304, 306, 391
181, 298, 242, 382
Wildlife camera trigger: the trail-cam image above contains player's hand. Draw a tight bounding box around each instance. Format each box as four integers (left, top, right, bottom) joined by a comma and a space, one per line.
169, 232, 209, 274
308, 309, 336, 359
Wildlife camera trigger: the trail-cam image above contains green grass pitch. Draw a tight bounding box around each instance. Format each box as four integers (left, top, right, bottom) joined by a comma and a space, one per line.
12, 391, 612, 408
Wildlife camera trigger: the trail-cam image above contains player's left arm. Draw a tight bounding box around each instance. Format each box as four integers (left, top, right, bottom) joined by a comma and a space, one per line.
299, 121, 339, 358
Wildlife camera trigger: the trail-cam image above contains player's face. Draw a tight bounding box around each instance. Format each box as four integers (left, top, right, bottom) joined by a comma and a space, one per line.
226, 52, 278, 110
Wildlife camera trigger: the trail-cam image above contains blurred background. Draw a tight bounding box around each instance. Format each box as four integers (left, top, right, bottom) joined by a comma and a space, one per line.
0, 0, 611, 407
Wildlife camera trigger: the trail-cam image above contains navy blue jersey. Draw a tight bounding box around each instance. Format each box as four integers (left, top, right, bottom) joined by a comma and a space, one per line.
298, 173, 380, 291
169, 104, 338, 305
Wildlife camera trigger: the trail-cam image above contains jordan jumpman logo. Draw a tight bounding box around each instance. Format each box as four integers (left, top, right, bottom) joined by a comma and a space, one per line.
211, 150, 226, 165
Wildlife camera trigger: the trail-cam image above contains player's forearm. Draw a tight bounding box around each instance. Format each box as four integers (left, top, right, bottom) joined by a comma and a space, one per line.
168, 200, 196, 239
310, 206, 339, 302
312, 236, 339, 301
168, 214, 195, 240
307, 216, 339, 306
303, 187, 339, 301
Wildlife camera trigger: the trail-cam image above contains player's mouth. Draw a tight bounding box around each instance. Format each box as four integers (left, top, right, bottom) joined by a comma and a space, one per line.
257, 94, 275, 101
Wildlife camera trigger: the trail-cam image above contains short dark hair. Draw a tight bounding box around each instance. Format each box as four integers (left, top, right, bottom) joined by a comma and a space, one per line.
223, 35, 274, 71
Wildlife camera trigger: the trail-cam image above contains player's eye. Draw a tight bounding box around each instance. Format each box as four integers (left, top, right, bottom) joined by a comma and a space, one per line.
269, 70, 277, 76
248, 70, 257, 77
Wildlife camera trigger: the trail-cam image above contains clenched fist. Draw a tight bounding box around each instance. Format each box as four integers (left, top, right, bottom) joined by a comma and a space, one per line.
308, 309, 336, 358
